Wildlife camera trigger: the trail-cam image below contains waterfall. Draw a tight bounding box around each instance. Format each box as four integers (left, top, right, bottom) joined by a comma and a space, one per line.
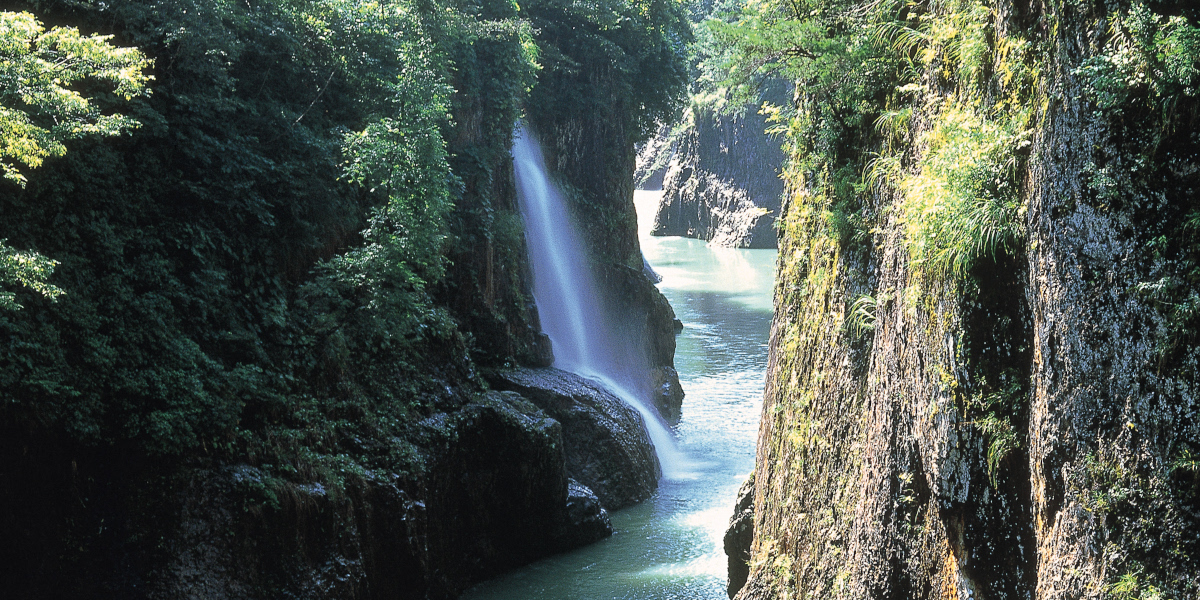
511, 124, 689, 479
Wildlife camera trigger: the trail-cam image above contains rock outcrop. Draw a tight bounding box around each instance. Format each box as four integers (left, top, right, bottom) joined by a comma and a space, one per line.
637, 96, 786, 249
141, 391, 612, 599
487, 368, 661, 509
724, 473, 755, 599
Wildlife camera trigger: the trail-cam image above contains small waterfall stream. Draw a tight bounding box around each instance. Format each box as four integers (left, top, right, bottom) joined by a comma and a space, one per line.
511, 124, 688, 477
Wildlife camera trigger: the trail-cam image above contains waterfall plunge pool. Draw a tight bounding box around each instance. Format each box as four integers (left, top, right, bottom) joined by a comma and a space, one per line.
462, 190, 776, 600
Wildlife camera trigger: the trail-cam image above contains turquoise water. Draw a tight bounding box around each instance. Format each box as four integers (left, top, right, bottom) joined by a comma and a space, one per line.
463, 190, 776, 600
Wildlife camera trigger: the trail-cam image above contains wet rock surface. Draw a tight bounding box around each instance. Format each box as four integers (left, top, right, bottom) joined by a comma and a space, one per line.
423, 391, 607, 594
649, 365, 685, 423
486, 367, 661, 510
557, 479, 614, 549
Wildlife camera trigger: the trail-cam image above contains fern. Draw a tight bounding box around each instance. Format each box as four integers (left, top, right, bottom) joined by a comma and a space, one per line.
900, 104, 1026, 281
976, 413, 1018, 486
847, 292, 890, 336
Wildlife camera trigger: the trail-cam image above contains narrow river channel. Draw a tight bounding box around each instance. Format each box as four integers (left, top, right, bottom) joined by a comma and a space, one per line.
463, 190, 776, 600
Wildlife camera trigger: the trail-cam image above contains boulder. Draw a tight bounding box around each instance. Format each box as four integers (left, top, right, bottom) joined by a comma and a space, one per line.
650, 365, 685, 423
724, 473, 755, 599
486, 368, 661, 509
555, 479, 614, 550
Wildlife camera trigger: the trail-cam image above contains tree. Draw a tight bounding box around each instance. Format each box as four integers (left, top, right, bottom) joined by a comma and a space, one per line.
0, 10, 152, 308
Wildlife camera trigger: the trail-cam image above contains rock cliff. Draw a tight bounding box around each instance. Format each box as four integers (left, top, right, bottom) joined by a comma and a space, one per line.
737, 1, 1200, 599
637, 97, 786, 249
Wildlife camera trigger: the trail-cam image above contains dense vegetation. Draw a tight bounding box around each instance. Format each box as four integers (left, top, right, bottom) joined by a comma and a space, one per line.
0, 0, 688, 593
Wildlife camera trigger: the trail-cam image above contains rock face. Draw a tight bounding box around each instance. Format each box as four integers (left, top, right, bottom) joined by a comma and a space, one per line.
637, 99, 786, 249
739, 2, 1200, 599
1, 392, 612, 600
145, 392, 612, 600
724, 473, 756, 599
487, 368, 661, 509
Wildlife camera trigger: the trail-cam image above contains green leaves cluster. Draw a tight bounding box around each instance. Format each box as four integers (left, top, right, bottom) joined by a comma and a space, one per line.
1, 10, 153, 311
899, 104, 1028, 280
0, 239, 62, 310
524, 0, 692, 141
1076, 2, 1200, 112
0, 10, 152, 187
0, 0, 502, 458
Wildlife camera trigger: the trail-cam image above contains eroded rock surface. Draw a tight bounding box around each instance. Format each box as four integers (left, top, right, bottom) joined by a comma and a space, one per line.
737, 2, 1200, 598
724, 473, 756, 599
637, 100, 785, 249
487, 367, 661, 510
139, 391, 611, 600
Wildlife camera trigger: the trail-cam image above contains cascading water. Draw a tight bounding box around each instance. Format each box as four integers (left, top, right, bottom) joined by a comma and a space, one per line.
511, 124, 688, 478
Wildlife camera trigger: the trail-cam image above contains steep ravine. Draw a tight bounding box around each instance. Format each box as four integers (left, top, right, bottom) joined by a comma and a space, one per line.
636, 96, 787, 250
734, 1, 1200, 599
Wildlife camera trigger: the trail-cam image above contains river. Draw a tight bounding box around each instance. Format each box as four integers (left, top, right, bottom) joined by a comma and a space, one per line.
463, 190, 776, 600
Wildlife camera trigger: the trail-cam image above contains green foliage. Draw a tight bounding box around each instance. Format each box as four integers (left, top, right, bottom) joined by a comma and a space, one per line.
0, 0, 533, 461
340, 30, 456, 289
847, 292, 889, 336
0, 240, 62, 310
900, 104, 1028, 280
0, 10, 153, 186
1079, 449, 1200, 600
976, 412, 1017, 485
524, 0, 692, 141
1, 10, 153, 310
1076, 2, 1200, 113
1106, 572, 1165, 600
0, 0, 684, 505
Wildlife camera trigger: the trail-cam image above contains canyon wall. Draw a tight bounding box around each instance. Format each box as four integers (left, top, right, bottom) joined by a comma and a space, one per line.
738, 1, 1200, 598
637, 92, 787, 249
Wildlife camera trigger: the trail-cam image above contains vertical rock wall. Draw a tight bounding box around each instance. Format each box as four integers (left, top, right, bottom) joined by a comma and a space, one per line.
637, 95, 787, 249
740, 1, 1200, 599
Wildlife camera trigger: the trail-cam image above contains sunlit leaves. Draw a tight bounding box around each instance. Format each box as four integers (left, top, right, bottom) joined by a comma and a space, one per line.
1, 10, 152, 309
332, 0, 457, 320
0, 240, 63, 310
900, 104, 1027, 279
0, 11, 153, 187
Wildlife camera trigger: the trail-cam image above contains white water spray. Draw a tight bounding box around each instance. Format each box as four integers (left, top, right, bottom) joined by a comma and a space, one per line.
511, 124, 690, 479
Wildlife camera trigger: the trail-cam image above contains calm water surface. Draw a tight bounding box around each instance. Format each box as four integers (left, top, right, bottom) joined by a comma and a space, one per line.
463, 190, 776, 600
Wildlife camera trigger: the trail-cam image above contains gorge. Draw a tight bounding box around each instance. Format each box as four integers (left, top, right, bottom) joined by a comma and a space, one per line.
2, 0, 1200, 599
